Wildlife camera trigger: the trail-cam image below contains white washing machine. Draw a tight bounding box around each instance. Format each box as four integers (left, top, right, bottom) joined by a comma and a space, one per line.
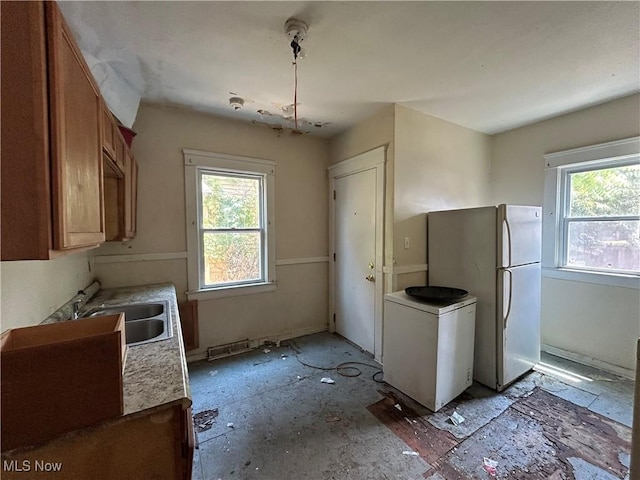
383, 291, 476, 412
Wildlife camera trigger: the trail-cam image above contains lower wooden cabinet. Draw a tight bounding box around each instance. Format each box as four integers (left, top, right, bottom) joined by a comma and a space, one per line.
181, 407, 195, 480
1, 403, 195, 480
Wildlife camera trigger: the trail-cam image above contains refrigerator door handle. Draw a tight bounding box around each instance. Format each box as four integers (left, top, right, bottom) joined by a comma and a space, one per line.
503, 269, 513, 328
503, 216, 512, 267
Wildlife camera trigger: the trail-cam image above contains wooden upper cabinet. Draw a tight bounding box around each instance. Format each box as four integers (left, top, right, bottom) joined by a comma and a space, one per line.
103, 136, 137, 243
47, 3, 105, 250
103, 103, 126, 176
124, 150, 138, 240
1, 2, 105, 260
102, 103, 117, 161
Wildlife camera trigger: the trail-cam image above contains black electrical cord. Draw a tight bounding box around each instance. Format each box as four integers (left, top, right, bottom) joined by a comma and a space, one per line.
285, 339, 385, 383
290, 35, 301, 131
290, 36, 301, 59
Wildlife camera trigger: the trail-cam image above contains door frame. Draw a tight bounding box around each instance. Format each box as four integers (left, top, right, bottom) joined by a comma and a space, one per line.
328, 146, 386, 361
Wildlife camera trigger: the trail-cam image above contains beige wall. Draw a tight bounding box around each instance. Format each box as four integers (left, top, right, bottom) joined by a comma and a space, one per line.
393, 105, 492, 289
329, 105, 492, 292
1, 253, 93, 330
491, 93, 640, 372
330, 105, 396, 291
94, 103, 331, 357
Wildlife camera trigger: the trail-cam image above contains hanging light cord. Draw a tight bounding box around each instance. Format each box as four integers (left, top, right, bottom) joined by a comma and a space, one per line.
290, 35, 301, 131
293, 60, 298, 130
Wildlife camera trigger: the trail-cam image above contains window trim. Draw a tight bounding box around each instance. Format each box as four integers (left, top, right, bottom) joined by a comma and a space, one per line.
542, 137, 640, 289
184, 149, 276, 299
559, 158, 640, 275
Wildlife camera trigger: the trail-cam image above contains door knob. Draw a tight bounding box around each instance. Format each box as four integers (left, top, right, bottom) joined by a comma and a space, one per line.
365, 274, 375, 282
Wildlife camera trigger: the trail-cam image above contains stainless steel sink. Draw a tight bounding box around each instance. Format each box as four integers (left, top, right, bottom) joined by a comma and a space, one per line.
125, 319, 165, 344
84, 303, 165, 321
82, 301, 172, 346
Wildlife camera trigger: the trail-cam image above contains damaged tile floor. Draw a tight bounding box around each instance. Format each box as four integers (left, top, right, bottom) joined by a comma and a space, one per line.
188, 332, 633, 479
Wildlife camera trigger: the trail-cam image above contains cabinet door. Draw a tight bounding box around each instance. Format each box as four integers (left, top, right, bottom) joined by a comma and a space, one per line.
124, 152, 138, 239
46, 2, 105, 250
102, 103, 116, 161
103, 155, 125, 242
0, 1, 52, 260
181, 406, 195, 480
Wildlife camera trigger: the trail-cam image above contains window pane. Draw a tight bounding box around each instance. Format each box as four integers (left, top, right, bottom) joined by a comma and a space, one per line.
201, 174, 260, 229
569, 164, 640, 217
203, 232, 262, 285
566, 220, 640, 272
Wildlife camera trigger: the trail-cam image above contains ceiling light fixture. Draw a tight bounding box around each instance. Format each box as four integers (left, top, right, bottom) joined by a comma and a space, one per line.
229, 96, 244, 111
284, 17, 308, 132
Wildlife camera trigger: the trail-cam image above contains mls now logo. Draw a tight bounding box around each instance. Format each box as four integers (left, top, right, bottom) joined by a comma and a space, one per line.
3, 460, 63, 472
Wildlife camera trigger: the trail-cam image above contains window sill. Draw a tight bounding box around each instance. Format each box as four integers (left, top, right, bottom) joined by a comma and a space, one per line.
542, 267, 640, 289
186, 282, 276, 300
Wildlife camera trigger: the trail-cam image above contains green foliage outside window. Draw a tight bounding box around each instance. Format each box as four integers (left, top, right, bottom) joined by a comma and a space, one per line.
201, 173, 262, 285
566, 163, 639, 272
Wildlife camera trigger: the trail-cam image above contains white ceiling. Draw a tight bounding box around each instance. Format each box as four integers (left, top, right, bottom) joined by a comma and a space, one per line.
58, 1, 640, 137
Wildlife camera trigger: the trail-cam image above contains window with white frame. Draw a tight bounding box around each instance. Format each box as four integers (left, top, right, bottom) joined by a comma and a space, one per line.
184, 150, 276, 298
543, 137, 640, 286
560, 160, 639, 273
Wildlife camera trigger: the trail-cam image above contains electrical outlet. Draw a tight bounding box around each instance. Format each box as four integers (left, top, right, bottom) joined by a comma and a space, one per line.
404, 237, 410, 249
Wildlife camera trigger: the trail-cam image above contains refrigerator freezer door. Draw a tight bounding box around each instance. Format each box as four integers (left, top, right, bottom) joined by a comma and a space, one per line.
497, 263, 541, 390
497, 205, 542, 268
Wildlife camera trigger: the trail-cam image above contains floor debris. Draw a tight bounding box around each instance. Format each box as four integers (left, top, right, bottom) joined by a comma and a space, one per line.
325, 415, 341, 423
227, 422, 235, 428
483, 457, 498, 476
402, 450, 419, 456
189, 333, 632, 479
263, 348, 271, 354
192, 409, 219, 433
320, 377, 335, 384
449, 411, 465, 426
394, 403, 403, 411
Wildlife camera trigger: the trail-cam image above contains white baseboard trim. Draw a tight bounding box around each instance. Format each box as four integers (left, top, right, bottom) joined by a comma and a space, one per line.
186, 351, 208, 363
541, 343, 635, 379
185, 325, 329, 363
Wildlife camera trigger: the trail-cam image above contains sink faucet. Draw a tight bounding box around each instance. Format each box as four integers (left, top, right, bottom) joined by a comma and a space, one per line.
72, 300, 82, 320
72, 289, 86, 320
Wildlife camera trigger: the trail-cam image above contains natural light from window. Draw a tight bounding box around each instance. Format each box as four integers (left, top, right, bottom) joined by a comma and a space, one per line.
199, 171, 264, 287
534, 362, 594, 384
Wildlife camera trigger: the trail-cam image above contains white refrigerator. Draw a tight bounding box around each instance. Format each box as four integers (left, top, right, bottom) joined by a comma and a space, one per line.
428, 204, 541, 391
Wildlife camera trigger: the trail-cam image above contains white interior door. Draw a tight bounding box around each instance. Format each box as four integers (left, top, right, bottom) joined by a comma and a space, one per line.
334, 168, 377, 354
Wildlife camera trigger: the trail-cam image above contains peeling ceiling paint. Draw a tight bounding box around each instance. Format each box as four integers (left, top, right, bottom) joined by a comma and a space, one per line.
58, 1, 640, 136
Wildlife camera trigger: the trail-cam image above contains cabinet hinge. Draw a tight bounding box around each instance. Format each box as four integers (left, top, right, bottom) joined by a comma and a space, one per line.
333, 253, 336, 261
333, 313, 336, 323
333, 190, 336, 200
